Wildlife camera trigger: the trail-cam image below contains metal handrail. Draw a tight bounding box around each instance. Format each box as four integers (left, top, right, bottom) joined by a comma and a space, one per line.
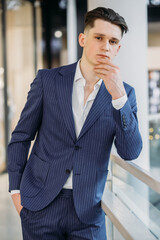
110, 154, 160, 193
101, 188, 157, 240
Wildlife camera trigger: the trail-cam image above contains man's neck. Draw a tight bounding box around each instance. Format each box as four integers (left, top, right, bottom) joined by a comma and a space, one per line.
79, 58, 100, 87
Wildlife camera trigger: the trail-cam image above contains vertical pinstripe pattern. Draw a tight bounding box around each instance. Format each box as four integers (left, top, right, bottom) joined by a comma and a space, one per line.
7, 62, 142, 226
20, 189, 106, 240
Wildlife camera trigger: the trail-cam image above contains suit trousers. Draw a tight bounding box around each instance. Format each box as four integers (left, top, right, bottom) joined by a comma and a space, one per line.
20, 189, 107, 240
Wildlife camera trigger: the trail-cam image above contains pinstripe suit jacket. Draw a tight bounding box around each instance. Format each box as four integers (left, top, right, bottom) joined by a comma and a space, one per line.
7, 62, 142, 224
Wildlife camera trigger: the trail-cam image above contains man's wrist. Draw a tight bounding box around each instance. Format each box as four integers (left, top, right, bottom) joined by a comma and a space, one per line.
112, 94, 127, 110
111, 89, 126, 100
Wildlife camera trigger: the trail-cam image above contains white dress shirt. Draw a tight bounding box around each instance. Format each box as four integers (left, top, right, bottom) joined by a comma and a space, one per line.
11, 60, 127, 194
63, 60, 127, 189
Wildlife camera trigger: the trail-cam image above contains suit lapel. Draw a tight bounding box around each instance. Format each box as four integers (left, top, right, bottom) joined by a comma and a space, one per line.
56, 63, 77, 142
77, 81, 112, 140
56, 62, 112, 142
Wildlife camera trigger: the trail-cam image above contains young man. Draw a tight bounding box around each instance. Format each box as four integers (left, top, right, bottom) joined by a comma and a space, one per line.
8, 7, 142, 240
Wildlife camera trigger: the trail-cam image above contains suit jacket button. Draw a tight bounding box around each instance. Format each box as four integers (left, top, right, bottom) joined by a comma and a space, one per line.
66, 169, 71, 174
74, 145, 80, 150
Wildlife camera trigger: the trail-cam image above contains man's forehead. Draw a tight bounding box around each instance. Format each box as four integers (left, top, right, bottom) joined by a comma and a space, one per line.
89, 19, 122, 39
93, 19, 120, 29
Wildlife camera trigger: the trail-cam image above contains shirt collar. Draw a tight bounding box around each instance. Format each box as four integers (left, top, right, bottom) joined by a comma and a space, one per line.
74, 60, 102, 89
74, 60, 84, 82
94, 79, 102, 90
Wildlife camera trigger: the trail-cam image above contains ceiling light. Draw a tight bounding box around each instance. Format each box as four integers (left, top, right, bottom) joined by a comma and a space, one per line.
150, 0, 160, 5
54, 30, 63, 38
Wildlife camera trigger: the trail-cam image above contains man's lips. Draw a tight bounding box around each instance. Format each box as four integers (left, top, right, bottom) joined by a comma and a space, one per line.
97, 54, 110, 59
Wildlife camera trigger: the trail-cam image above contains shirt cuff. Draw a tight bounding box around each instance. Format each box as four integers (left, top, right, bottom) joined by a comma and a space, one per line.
11, 190, 20, 195
112, 94, 128, 110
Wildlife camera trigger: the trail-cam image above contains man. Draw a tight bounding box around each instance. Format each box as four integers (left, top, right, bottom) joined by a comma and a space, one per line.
8, 7, 142, 240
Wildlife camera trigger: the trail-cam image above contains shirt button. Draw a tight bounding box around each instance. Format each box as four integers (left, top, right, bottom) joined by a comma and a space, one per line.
65, 169, 71, 174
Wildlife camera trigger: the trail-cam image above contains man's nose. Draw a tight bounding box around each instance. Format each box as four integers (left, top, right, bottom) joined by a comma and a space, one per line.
102, 41, 110, 51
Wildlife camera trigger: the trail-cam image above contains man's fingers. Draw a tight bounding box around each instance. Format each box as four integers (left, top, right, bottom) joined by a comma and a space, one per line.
19, 206, 23, 216
96, 58, 119, 69
11, 193, 23, 216
94, 71, 105, 79
94, 68, 109, 76
94, 64, 111, 71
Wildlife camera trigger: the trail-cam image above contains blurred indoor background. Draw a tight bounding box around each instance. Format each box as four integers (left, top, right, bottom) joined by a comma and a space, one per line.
0, 0, 160, 239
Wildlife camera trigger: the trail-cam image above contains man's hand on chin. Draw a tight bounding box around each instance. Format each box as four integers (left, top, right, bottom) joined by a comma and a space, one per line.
11, 193, 23, 216
94, 58, 126, 99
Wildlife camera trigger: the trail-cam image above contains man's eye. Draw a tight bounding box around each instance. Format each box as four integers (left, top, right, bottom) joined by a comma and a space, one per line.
96, 37, 102, 40
110, 40, 117, 44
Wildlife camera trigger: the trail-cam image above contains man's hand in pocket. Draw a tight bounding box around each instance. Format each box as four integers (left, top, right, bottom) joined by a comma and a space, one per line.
11, 193, 23, 216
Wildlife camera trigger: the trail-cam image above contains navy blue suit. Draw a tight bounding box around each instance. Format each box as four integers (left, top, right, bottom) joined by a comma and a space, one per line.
8, 62, 142, 232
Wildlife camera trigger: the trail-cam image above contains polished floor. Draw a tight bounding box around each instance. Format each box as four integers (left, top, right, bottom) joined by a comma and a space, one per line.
0, 173, 22, 240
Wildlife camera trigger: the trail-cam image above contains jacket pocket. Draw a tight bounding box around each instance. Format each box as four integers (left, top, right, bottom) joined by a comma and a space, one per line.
20, 154, 49, 197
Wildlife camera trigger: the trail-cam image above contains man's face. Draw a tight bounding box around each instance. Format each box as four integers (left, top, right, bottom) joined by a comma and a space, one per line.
79, 19, 122, 66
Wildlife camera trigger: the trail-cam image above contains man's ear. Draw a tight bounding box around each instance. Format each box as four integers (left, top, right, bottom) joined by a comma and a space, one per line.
115, 44, 121, 56
79, 33, 85, 47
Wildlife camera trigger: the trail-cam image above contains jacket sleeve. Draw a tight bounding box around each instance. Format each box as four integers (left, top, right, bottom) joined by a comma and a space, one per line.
7, 70, 43, 191
113, 87, 142, 160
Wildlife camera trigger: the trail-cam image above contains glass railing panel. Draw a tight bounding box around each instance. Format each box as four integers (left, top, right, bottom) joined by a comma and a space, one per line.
106, 216, 125, 240
109, 160, 160, 239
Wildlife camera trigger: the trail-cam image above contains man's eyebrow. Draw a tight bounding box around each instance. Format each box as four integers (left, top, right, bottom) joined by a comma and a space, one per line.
93, 33, 120, 41
93, 33, 106, 36
111, 37, 120, 42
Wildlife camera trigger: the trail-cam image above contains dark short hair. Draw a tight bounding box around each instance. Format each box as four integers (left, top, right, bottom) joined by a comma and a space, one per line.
84, 7, 128, 36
